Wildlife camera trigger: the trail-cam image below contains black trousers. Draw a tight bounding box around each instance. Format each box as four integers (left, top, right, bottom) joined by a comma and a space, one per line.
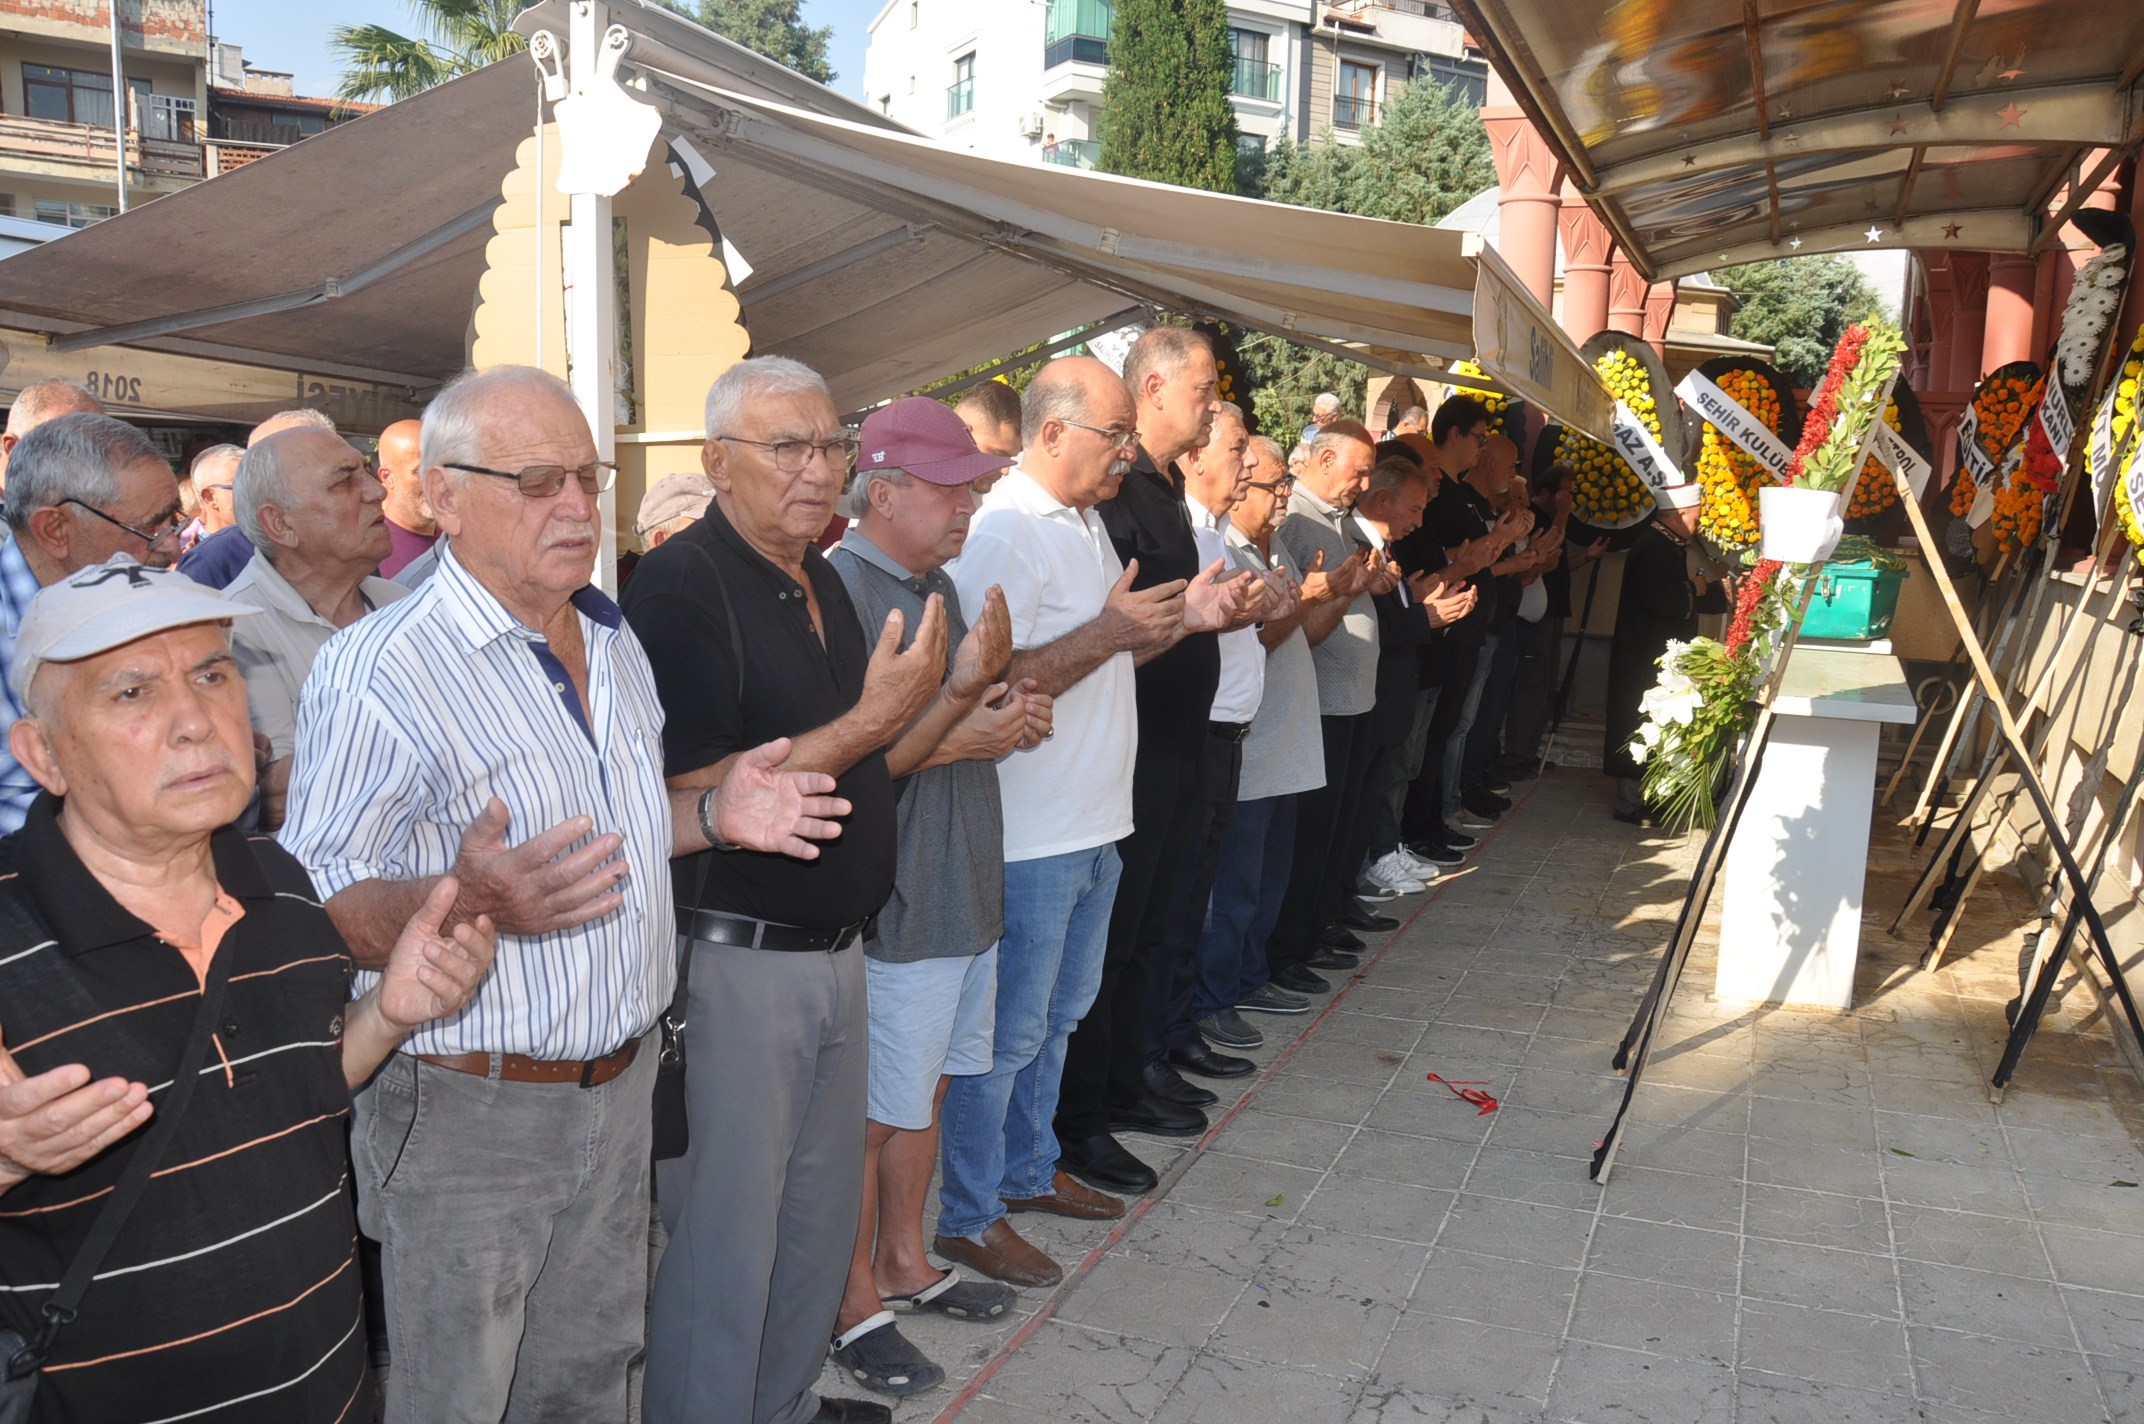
1150, 727, 1246, 1056
1463, 615, 1525, 793
1264, 711, 1373, 977
1500, 614, 1563, 766
1055, 743, 1204, 1139
1405, 645, 1479, 842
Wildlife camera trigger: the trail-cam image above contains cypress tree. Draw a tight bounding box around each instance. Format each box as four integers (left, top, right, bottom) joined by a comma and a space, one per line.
1097, 0, 1239, 193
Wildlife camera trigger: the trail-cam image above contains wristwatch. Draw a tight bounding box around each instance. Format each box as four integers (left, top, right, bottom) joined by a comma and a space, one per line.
696, 786, 742, 852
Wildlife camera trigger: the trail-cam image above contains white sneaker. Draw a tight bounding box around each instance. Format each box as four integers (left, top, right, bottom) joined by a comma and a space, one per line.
1394, 847, 1444, 883
1365, 851, 1428, 895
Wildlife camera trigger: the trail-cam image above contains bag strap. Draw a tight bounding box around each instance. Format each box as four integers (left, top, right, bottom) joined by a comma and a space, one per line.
6, 927, 238, 1379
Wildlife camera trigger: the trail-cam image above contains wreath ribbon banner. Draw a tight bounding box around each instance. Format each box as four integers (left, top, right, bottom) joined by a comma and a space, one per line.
1611, 398, 1685, 493
2039, 386, 2077, 466
2088, 380, 2120, 513
1674, 370, 1794, 480
1874, 423, 1933, 499
1958, 401, 1996, 488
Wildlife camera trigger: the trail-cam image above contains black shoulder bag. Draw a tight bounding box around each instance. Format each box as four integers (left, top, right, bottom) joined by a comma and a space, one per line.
652, 541, 744, 1162
0, 927, 237, 1422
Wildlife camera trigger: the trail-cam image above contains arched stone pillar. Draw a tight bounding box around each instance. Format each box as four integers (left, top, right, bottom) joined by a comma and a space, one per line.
1483, 107, 1561, 307
1607, 252, 1649, 336
1557, 186, 1613, 340
1983, 251, 2039, 371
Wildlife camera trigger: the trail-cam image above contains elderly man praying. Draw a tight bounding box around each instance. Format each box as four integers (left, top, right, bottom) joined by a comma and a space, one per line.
0, 555, 497, 1423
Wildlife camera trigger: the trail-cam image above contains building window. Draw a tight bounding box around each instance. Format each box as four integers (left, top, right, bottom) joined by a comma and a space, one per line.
23, 64, 150, 130
1424, 53, 1489, 107
946, 52, 975, 119
1043, 0, 1112, 69
33, 199, 119, 229
1336, 60, 1378, 130
1230, 29, 1279, 101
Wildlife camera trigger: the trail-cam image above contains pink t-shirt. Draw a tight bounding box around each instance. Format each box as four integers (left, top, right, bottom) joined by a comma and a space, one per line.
379, 517, 439, 578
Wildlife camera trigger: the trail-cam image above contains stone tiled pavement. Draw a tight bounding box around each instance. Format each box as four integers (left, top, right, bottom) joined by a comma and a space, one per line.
810, 769, 2144, 1423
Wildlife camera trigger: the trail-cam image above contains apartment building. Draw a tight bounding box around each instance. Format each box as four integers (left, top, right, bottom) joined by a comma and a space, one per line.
861, 0, 1486, 171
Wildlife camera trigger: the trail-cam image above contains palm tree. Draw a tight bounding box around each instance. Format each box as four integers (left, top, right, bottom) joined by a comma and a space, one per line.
332, 0, 534, 105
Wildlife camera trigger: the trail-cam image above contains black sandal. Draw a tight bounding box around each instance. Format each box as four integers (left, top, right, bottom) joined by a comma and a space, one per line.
828, 1312, 944, 1397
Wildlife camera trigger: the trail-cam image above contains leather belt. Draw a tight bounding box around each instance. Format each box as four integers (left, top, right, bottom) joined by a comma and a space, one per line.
677, 907, 867, 954
417, 1035, 639, 1089
1208, 720, 1253, 742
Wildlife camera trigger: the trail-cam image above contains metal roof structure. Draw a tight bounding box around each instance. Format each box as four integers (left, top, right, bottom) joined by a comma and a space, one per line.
1452, 0, 2144, 279
0, 0, 1489, 419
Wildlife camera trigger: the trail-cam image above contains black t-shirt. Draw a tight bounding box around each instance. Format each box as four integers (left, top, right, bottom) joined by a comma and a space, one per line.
0, 797, 377, 1424
1095, 448, 1218, 756
621, 499, 897, 930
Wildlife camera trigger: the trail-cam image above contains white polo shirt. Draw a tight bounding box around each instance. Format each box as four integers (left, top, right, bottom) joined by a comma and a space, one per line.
953, 466, 1137, 863
1186, 495, 1265, 725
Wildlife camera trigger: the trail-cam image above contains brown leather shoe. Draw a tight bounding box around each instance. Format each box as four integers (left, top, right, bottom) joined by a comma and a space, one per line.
933, 1219, 1063, 1288
1002, 1169, 1126, 1221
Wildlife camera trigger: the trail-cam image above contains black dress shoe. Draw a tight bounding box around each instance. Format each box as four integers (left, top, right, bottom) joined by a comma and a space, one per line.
812, 1398, 893, 1424
1271, 964, 1331, 994
1108, 1093, 1208, 1138
1142, 1060, 1218, 1107
1320, 925, 1366, 950
1058, 1132, 1158, 1193
1167, 1040, 1256, 1078
1305, 947, 1360, 971
1408, 839, 1465, 865
1336, 904, 1398, 933
1463, 792, 1511, 817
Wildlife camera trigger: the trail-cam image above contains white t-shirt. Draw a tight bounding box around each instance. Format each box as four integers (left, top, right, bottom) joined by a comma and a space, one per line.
953, 467, 1137, 863
1186, 496, 1264, 725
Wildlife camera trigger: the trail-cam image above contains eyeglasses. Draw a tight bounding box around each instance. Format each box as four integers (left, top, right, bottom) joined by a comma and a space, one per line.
715, 434, 861, 474
1059, 418, 1139, 448
1247, 478, 1295, 493
446, 461, 618, 498
62, 497, 187, 550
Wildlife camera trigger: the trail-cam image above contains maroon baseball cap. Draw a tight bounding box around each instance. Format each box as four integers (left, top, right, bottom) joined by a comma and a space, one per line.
856, 397, 1014, 487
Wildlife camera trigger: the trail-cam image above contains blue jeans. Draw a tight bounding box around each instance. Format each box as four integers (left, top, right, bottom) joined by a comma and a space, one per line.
1192, 794, 1297, 1019
937, 843, 1121, 1241
1442, 631, 1499, 819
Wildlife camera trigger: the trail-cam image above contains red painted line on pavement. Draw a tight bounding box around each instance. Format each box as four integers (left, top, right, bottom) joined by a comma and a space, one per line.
930, 776, 1548, 1421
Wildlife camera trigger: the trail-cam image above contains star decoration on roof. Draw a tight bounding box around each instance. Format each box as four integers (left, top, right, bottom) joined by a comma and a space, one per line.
1682, 153, 1697, 167
1997, 100, 2028, 128
1789, 235, 1804, 249
1889, 114, 1911, 136
1998, 65, 2026, 82
1888, 82, 1913, 101
1865, 225, 1885, 243
1942, 222, 1964, 239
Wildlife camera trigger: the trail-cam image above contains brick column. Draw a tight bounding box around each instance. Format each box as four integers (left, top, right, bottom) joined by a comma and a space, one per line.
1483, 106, 1561, 308
1948, 252, 1990, 392
1556, 186, 1613, 341
1921, 257, 1955, 391
1607, 252, 1649, 336
1641, 279, 1679, 359
1983, 251, 2039, 372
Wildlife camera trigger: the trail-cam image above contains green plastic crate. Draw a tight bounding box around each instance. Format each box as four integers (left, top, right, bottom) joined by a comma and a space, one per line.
1799, 559, 1906, 641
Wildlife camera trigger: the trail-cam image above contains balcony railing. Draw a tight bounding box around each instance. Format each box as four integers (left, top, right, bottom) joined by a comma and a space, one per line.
1231, 56, 1281, 101
1334, 94, 1377, 130
0, 114, 203, 179
1041, 138, 1100, 170
1044, 0, 1111, 68
946, 77, 974, 119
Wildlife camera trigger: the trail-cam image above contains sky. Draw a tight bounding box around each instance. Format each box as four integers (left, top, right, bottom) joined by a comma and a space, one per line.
207, 0, 886, 101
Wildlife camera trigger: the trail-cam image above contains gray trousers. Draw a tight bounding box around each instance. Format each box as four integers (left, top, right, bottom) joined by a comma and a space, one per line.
643, 940, 869, 1424
351, 1036, 656, 1424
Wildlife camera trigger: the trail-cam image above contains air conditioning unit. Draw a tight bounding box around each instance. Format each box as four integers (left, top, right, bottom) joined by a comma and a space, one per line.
1016, 113, 1045, 137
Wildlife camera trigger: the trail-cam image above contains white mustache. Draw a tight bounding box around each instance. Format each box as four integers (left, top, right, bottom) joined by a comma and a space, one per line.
549, 523, 597, 545
1107, 458, 1134, 477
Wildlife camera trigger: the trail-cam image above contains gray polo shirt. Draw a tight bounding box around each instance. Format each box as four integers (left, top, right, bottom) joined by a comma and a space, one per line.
829, 529, 1005, 963
1275, 486, 1379, 717
1229, 531, 1326, 802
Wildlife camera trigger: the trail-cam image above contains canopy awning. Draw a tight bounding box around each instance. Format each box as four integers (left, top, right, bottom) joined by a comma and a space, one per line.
1454, 0, 2144, 279
0, 0, 1488, 420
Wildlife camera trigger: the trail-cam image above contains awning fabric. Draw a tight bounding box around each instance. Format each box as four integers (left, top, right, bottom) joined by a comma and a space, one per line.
1454, 0, 2144, 279
0, 0, 1487, 418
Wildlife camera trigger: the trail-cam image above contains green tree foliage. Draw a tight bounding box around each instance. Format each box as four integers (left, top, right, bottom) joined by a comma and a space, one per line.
1714, 255, 1888, 388
334, 0, 834, 106
682, 0, 836, 84
1241, 77, 1494, 436
1096, 0, 1239, 192
332, 0, 530, 105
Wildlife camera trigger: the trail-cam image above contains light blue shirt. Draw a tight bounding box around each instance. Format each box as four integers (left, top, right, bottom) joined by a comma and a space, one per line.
278, 543, 676, 1060
0, 532, 45, 833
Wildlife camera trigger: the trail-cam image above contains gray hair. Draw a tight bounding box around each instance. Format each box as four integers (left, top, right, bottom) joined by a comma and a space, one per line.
248, 407, 337, 444
1397, 405, 1428, 427
233, 438, 301, 555
1021, 360, 1099, 447
1312, 392, 1342, 414
702, 356, 832, 439
1122, 325, 1213, 397
3, 413, 165, 532
188, 442, 243, 496
838, 464, 910, 521
1249, 434, 1288, 467
420, 365, 580, 481
1308, 419, 1374, 465
6, 380, 105, 436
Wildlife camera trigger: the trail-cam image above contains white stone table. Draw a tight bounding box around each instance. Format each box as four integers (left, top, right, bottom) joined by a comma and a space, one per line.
1717, 646, 1918, 1009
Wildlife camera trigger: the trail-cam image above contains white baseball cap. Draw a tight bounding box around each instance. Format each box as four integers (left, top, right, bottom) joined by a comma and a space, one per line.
1652, 481, 1702, 510
11, 554, 260, 701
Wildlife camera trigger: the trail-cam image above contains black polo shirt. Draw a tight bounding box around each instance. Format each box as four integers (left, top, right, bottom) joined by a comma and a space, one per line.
620, 497, 897, 930
0, 796, 376, 1424
1094, 447, 1218, 756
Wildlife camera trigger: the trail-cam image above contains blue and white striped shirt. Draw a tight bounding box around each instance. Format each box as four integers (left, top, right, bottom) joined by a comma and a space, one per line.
278, 543, 676, 1060
0, 532, 46, 834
